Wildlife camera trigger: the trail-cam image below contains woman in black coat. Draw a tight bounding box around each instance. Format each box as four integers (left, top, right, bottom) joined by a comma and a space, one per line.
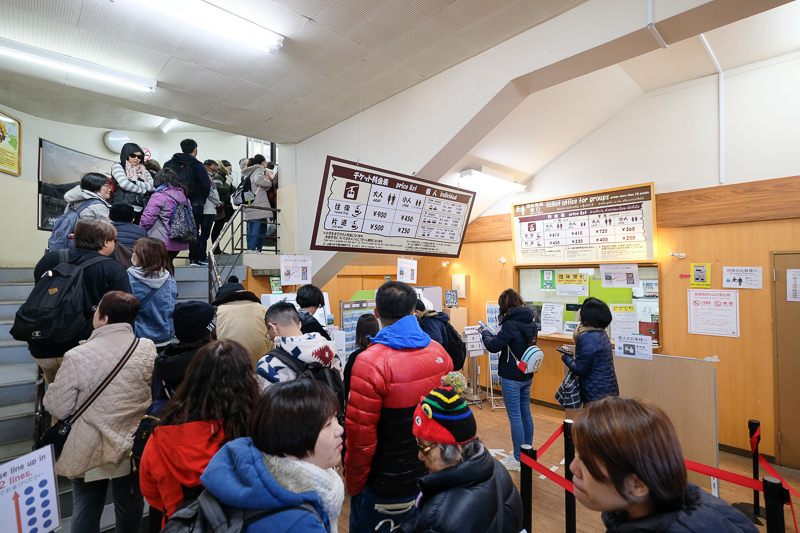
480, 289, 537, 471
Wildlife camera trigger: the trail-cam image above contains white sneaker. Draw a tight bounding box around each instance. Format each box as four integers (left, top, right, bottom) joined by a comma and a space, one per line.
500, 455, 521, 471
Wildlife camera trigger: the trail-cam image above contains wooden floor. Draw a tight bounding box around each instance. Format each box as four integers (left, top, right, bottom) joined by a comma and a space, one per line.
336, 402, 800, 532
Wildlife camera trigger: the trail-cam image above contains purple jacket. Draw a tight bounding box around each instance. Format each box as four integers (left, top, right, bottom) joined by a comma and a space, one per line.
139, 185, 190, 252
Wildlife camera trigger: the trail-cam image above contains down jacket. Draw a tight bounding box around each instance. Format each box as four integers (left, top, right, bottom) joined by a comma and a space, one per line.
481, 306, 537, 382
418, 311, 449, 349
139, 185, 190, 252
213, 290, 272, 365
345, 315, 452, 497
561, 328, 618, 403
43, 323, 156, 478
403, 446, 523, 533
242, 164, 274, 222
602, 483, 758, 532
62, 185, 111, 221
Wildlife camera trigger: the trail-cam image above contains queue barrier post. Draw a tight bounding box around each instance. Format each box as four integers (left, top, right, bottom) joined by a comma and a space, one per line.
521, 445, 534, 533
750, 419, 761, 516
564, 419, 576, 533
764, 476, 788, 533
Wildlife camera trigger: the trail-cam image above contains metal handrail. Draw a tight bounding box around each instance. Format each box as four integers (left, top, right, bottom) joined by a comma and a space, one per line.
207, 204, 280, 302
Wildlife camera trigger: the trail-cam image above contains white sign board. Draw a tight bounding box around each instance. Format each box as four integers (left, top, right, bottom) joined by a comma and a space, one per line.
788, 269, 800, 302
600, 263, 640, 288
397, 257, 418, 284
0, 446, 60, 533
556, 273, 589, 297
540, 303, 564, 334
688, 290, 740, 338
610, 304, 638, 339
280, 255, 312, 285
615, 334, 653, 360
722, 267, 762, 289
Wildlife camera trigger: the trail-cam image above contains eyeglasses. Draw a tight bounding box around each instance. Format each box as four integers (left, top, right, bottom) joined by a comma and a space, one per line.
416, 440, 438, 456
129, 153, 143, 160
101, 184, 112, 190
92, 305, 98, 312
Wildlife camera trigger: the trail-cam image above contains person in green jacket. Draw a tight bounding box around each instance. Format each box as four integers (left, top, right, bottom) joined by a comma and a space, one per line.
211, 159, 234, 253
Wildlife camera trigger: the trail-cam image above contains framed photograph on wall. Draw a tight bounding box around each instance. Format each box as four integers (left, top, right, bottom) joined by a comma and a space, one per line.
0, 109, 22, 177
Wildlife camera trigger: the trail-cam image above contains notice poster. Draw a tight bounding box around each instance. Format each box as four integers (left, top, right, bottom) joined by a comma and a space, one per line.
615, 334, 653, 361
512, 184, 655, 265
280, 255, 311, 285
789, 269, 800, 302
556, 273, 589, 296
722, 267, 762, 289
610, 304, 638, 339
691, 263, 711, 288
541, 269, 555, 290
269, 276, 282, 294
540, 303, 563, 334
0, 446, 60, 533
397, 257, 418, 284
0, 109, 21, 176
688, 290, 740, 338
600, 263, 639, 288
311, 156, 475, 257
444, 290, 459, 307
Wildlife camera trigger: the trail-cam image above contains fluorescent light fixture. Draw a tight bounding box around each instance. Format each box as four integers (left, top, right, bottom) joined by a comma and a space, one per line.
0, 37, 156, 92
159, 118, 178, 133
458, 168, 525, 194
129, 0, 284, 53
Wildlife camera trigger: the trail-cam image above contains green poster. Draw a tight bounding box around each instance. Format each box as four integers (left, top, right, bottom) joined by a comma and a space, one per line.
541, 269, 555, 290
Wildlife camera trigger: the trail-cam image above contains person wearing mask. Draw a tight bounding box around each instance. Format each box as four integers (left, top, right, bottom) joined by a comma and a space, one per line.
296, 284, 332, 340
242, 154, 275, 253
127, 237, 177, 348
44, 291, 156, 533
139, 168, 190, 270
480, 289, 537, 472
109, 202, 148, 250
61, 172, 113, 222
212, 276, 272, 366
110, 142, 154, 223
342, 313, 380, 400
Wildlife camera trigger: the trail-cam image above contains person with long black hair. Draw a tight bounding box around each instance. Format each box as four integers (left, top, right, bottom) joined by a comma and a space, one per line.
111, 142, 154, 223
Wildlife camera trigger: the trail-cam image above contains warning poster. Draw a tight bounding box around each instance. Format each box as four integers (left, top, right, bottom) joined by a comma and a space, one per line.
512, 184, 655, 265
311, 157, 475, 257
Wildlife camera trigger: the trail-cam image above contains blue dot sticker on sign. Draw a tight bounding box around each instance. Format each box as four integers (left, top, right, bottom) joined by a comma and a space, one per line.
0, 445, 60, 533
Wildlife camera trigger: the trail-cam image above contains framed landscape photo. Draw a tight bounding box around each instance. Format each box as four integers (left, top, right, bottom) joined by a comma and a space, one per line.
0, 109, 22, 177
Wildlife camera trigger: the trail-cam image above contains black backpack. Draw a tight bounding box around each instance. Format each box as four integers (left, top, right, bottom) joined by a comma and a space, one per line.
162, 488, 322, 533
270, 346, 346, 425
11, 250, 109, 343
442, 320, 467, 371
231, 176, 254, 206
165, 160, 197, 200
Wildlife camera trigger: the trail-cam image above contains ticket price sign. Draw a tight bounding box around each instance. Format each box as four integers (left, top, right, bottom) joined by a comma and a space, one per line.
311, 157, 475, 257
0, 446, 60, 533
512, 184, 655, 265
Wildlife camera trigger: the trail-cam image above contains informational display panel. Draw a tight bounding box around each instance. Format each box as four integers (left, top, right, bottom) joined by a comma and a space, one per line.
311, 157, 475, 257
687, 289, 740, 338
512, 184, 655, 265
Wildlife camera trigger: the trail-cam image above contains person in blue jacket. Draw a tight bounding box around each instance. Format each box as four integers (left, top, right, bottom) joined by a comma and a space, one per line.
127, 237, 177, 347
480, 289, 537, 472
201, 379, 345, 533
559, 297, 618, 405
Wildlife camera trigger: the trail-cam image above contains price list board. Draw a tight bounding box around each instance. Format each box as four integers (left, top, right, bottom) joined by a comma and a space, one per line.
339, 300, 375, 357
512, 184, 655, 265
311, 157, 475, 257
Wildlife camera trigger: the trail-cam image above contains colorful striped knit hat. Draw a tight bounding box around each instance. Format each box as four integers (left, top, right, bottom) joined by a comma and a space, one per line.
413, 372, 476, 445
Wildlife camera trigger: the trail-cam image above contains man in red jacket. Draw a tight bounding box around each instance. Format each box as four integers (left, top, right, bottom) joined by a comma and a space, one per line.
345, 281, 452, 533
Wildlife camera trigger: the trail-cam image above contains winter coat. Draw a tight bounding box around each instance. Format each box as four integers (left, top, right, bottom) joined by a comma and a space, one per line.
139, 185, 190, 252
112, 221, 148, 249
481, 306, 537, 382
29, 247, 131, 359
299, 309, 332, 340
43, 323, 156, 478
201, 437, 332, 533
128, 267, 177, 345
62, 185, 111, 221
602, 483, 758, 533
255, 333, 342, 393
140, 421, 226, 519
110, 161, 155, 212
242, 164, 274, 222
419, 311, 450, 349
203, 178, 222, 215
405, 447, 523, 533
345, 315, 452, 497
343, 346, 368, 401
213, 167, 232, 205
213, 290, 272, 365
153, 343, 203, 398
562, 328, 619, 403
164, 152, 211, 208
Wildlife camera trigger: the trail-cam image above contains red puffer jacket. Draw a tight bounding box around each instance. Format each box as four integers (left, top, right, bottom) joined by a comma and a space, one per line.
345, 341, 452, 496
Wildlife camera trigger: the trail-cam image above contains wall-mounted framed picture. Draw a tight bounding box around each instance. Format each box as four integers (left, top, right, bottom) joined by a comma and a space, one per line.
0, 109, 22, 177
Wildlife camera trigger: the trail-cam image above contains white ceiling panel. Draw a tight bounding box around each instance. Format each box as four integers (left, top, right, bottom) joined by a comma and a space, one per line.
5, 0, 82, 24
75, 0, 135, 38
379, 18, 455, 65
349, 2, 426, 50
274, 0, 329, 20
304, 38, 371, 77
619, 37, 716, 93
311, 0, 382, 34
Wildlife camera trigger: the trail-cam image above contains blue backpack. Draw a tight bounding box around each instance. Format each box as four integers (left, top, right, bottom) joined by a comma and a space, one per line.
47, 199, 104, 251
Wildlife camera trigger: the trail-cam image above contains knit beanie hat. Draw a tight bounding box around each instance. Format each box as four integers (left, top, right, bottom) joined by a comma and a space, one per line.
109, 202, 135, 222
214, 275, 246, 302
413, 372, 476, 445
173, 301, 217, 343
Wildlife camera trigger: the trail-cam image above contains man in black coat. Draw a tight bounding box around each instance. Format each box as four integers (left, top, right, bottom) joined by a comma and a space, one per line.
30, 219, 132, 382
109, 202, 147, 249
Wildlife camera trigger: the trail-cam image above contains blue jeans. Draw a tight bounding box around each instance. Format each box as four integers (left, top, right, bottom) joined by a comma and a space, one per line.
349, 485, 418, 533
501, 377, 534, 461
247, 220, 273, 251
71, 472, 143, 533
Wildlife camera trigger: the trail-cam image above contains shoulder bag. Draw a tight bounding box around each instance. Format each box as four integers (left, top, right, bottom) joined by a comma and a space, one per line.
555, 370, 582, 410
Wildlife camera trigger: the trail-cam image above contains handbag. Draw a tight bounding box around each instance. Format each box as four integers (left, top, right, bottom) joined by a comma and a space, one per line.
39, 337, 140, 459
555, 371, 582, 409
508, 338, 544, 374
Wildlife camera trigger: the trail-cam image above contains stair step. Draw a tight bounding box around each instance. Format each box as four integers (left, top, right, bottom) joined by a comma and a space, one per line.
0, 339, 32, 364
0, 439, 34, 463
0, 300, 24, 320
0, 401, 34, 421
0, 319, 13, 340
0, 268, 35, 284
0, 282, 34, 300
0, 363, 37, 387
0, 408, 33, 444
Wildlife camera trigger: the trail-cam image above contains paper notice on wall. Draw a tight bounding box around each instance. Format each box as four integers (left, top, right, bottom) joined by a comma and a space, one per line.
0, 445, 60, 533
556, 273, 589, 296
688, 290, 740, 338
398, 257, 417, 284
722, 267, 762, 289
280, 255, 312, 285
599, 264, 639, 288
540, 303, 564, 334
615, 334, 653, 361
690, 263, 711, 288
788, 269, 800, 302
610, 304, 638, 339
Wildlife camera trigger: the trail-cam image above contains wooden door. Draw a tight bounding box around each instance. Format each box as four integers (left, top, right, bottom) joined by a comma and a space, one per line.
772, 252, 800, 468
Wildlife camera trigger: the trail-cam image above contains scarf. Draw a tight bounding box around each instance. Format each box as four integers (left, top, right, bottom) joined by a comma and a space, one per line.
125, 160, 147, 183
262, 454, 344, 533
572, 324, 607, 342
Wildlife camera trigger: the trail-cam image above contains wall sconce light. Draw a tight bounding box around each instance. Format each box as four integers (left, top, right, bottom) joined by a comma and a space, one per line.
669, 252, 686, 259
498, 257, 507, 264
441, 261, 449, 267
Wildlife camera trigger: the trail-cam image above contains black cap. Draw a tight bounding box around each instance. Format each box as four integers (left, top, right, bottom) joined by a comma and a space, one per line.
173, 301, 217, 342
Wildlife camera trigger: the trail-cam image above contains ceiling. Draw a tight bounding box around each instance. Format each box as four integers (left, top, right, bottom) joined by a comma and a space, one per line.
0, 0, 587, 143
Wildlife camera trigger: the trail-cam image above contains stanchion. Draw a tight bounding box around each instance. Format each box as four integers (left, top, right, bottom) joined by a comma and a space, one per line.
733, 419, 764, 525
521, 445, 534, 533
564, 420, 576, 533
764, 476, 787, 533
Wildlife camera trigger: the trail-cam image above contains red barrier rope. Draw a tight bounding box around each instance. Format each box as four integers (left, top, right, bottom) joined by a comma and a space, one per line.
538, 425, 564, 457
684, 460, 763, 492
520, 452, 574, 493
